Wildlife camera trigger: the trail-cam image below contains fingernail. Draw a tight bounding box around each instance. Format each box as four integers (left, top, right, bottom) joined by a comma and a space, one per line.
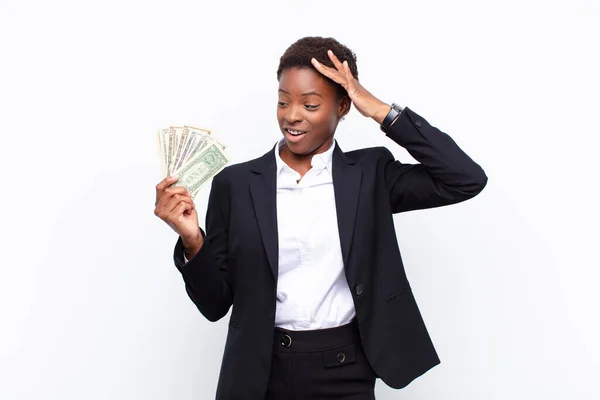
170, 175, 179, 180
311, 57, 319, 65
343, 60, 348, 66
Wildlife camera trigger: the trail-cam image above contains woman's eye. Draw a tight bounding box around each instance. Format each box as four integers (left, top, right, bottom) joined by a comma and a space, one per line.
305, 104, 319, 110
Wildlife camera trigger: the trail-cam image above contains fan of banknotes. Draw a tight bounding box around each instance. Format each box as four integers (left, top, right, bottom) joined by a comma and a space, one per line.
156, 126, 229, 198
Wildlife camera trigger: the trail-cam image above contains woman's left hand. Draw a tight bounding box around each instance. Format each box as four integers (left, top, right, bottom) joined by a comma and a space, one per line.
311, 50, 391, 124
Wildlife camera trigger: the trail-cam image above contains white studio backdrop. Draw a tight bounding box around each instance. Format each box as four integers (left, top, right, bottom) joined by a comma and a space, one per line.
1, 0, 598, 399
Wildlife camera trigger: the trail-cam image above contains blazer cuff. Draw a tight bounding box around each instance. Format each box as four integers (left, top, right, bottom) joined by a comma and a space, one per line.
173, 228, 208, 275
385, 106, 422, 143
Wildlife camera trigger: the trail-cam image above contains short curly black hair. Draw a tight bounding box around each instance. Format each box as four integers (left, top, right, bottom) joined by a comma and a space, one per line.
277, 36, 358, 99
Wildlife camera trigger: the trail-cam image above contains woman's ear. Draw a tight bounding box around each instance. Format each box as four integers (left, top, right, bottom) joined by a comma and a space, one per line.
338, 95, 352, 119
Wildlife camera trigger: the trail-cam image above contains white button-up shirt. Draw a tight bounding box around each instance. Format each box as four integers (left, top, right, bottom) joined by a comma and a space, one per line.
274, 139, 356, 330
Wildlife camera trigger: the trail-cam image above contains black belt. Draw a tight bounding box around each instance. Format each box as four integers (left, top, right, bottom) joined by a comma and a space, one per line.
272, 318, 360, 353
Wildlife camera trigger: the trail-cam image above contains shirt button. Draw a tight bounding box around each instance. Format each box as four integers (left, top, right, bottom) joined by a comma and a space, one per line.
355, 284, 364, 296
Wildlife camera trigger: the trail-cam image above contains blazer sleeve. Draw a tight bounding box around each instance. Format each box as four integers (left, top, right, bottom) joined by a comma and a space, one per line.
383, 107, 488, 213
173, 170, 233, 322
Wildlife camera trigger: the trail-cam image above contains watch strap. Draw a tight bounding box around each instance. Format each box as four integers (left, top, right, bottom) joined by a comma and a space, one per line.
380, 103, 404, 133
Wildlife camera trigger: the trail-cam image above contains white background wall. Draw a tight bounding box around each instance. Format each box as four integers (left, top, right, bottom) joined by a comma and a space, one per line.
1, 0, 598, 398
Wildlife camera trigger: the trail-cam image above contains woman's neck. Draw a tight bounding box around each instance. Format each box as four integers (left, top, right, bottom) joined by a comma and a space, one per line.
280, 146, 313, 179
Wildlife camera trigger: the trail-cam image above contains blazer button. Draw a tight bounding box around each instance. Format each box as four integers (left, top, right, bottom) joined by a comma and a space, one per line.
355, 284, 364, 296
337, 352, 346, 363
415, 120, 422, 127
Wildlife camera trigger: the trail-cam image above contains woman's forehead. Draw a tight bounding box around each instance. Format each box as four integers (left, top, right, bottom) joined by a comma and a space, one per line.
278, 67, 336, 97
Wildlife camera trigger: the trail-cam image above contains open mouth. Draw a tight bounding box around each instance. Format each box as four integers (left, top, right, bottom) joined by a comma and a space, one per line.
285, 128, 307, 137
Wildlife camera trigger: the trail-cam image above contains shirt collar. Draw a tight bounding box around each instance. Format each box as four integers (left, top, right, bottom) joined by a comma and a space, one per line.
274, 138, 336, 176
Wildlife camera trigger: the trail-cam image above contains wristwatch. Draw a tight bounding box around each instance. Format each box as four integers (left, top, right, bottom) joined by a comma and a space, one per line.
380, 103, 404, 133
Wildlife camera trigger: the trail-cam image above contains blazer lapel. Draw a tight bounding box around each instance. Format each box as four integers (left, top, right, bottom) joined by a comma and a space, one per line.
332, 144, 362, 268
249, 148, 279, 279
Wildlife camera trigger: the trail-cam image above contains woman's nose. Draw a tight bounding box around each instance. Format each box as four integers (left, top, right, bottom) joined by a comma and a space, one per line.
285, 105, 302, 124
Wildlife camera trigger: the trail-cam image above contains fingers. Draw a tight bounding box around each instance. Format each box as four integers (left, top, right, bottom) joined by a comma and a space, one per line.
164, 185, 192, 197
312, 51, 355, 93
343, 60, 354, 79
165, 193, 195, 213
311, 58, 344, 85
155, 186, 194, 217
166, 200, 195, 225
327, 50, 345, 71
156, 175, 179, 192
156, 182, 190, 206
155, 193, 194, 219
155, 175, 179, 203
342, 60, 357, 93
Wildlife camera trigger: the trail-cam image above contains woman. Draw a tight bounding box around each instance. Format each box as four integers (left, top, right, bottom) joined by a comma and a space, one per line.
154, 37, 487, 399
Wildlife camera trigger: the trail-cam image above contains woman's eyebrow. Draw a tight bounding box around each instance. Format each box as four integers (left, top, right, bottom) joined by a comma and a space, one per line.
278, 89, 324, 99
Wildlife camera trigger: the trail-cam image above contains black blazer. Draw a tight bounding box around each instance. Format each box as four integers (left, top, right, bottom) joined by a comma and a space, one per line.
173, 107, 487, 399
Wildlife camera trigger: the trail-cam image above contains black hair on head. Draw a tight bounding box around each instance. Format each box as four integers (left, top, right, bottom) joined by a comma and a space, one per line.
277, 36, 358, 98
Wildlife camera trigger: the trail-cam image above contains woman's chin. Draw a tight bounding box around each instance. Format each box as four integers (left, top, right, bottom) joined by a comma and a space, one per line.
281, 140, 312, 157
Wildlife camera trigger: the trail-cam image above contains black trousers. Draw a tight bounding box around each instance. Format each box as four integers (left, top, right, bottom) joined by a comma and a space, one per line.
265, 319, 376, 399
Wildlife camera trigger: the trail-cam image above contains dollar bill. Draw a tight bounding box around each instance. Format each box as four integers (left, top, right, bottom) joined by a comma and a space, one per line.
157, 123, 227, 189
167, 126, 183, 176
165, 127, 175, 176
173, 143, 229, 198
175, 126, 210, 171
174, 134, 199, 172
184, 125, 211, 136
186, 125, 227, 151
156, 129, 167, 178
174, 126, 190, 171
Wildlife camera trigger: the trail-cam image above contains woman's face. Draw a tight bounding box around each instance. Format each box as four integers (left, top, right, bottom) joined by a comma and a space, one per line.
277, 67, 349, 157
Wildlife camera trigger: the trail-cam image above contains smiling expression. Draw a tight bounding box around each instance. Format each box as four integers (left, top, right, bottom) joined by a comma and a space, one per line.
277, 67, 350, 162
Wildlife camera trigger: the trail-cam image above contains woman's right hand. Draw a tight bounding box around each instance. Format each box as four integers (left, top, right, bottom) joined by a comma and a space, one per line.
154, 176, 204, 258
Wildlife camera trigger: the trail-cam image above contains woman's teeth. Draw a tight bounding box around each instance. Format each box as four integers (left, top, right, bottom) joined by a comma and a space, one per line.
287, 129, 306, 136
